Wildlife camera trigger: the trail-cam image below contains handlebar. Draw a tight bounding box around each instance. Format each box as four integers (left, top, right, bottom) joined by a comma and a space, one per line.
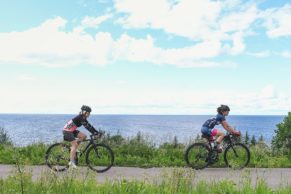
90, 130, 105, 139
226, 131, 241, 137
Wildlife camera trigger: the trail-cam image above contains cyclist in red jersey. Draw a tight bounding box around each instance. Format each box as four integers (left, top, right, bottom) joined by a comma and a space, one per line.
63, 105, 99, 168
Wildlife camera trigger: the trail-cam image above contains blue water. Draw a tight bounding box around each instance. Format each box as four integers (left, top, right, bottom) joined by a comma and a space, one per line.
0, 114, 285, 146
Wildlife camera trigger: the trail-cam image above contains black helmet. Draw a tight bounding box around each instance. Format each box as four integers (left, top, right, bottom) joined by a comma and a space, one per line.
217, 104, 230, 113
81, 105, 92, 112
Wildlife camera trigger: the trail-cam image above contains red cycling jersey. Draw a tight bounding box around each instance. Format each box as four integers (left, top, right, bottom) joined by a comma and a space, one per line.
63, 114, 98, 134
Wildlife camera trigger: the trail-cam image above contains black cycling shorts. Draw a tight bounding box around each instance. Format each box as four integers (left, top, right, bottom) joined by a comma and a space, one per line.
63, 130, 80, 142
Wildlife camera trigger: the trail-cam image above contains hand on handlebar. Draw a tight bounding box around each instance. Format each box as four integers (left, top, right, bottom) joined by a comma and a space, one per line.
232, 131, 241, 136
93, 130, 105, 139
94, 133, 101, 139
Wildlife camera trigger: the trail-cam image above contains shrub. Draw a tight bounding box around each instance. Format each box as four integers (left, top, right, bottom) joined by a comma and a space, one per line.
272, 112, 291, 155
0, 127, 12, 146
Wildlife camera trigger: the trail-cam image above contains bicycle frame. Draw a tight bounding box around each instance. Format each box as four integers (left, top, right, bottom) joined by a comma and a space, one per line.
205, 133, 236, 151
185, 133, 249, 169
223, 134, 235, 146
76, 135, 99, 158
223, 134, 240, 157
46, 131, 114, 173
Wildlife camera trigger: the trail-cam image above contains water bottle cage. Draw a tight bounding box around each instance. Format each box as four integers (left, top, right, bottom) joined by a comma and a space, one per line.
210, 141, 217, 149
208, 151, 219, 164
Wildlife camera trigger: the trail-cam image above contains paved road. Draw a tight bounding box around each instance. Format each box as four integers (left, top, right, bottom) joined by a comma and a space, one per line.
1, 165, 291, 189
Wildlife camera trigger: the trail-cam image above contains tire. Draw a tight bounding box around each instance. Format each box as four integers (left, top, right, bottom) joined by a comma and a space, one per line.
45, 143, 70, 172
85, 143, 114, 173
224, 143, 250, 169
185, 143, 210, 170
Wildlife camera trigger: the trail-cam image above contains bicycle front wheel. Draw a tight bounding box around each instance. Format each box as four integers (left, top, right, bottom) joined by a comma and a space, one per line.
224, 143, 250, 169
185, 143, 210, 170
45, 143, 70, 172
85, 144, 114, 173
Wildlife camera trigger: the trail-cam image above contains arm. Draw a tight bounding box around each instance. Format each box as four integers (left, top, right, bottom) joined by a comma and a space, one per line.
221, 120, 237, 134
81, 120, 98, 134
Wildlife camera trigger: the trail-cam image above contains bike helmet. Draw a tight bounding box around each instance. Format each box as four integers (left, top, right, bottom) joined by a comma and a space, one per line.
217, 104, 230, 114
81, 105, 92, 113
220, 104, 230, 111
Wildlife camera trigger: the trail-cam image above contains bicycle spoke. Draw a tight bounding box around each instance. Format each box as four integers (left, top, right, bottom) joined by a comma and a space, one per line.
45, 143, 70, 172
224, 143, 250, 169
185, 143, 210, 170
231, 147, 238, 157
94, 147, 102, 159
86, 144, 114, 173
195, 153, 203, 162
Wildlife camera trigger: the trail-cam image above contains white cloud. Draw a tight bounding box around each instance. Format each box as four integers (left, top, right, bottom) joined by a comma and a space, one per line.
1, 83, 289, 114
263, 4, 291, 38
224, 32, 246, 55
260, 85, 276, 99
0, 17, 114, 67
218, 4, 259, 33
113, 34, 157, 62
114, 0, 262, 57
230, 85, 291, 115
114, 0, 172, 28
114, 1, 258, 40
247, 50, 270, 58
113, 33, 236, 68
81, 14, 112, 29
17, 75, 35, 81
2, 1, 291, 69
280, 51, 291, 58
0, 16, 237, 69
113, 1, 291, 58
114, 0, 222, 40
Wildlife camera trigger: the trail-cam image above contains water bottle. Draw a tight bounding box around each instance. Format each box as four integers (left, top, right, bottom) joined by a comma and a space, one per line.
211, 140, 217, 149
210, 141, 214, 148
212, 136, 217, 147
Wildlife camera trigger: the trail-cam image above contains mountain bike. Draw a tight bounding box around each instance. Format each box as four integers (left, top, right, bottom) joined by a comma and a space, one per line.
45, 132, 114, 173
185, 133, 250, 170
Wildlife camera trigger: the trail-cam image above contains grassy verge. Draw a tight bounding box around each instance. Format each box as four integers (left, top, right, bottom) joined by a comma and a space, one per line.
1, 167, 291, 194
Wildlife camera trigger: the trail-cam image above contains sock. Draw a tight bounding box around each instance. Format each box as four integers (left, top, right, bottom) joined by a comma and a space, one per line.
214, 142, 220, 149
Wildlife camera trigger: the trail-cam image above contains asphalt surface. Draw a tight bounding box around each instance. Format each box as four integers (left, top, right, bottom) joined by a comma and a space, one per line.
1, 165, 291, 189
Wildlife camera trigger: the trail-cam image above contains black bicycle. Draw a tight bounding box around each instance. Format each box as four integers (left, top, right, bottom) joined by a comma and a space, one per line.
185, 133, 250, 170
45, 132, 114, 173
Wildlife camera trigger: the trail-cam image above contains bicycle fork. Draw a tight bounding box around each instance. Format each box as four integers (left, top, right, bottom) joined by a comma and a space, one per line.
93, 145, 102, 159
229, 145, 239, 157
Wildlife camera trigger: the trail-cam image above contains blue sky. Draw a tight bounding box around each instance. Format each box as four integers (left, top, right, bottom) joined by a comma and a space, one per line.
0, 0, 291, 115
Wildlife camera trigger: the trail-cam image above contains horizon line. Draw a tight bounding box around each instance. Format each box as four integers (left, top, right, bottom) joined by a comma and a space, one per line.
0, 113, 287, 116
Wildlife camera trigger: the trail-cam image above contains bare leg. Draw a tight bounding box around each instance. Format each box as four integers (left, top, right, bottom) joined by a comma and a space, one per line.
77, 131, 87, 144
70, 140, 78, 162
216, 131, 225, 143
70, 132, 86, 163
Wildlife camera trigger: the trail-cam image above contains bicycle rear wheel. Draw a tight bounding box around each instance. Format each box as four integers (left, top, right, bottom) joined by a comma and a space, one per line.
224, 143, 250, 169
86, 143, 114, 173
45, 143, 70, 172
185, 143, 210, 170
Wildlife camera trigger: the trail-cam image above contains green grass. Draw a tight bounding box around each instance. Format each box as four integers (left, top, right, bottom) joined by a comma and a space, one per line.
1, 130, 291, 168
1, 167, 291, 194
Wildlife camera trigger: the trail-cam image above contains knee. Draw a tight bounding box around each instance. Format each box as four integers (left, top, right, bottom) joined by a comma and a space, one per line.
79, 135, 86, 141
83, 135, 87, 140
71, 141, 78, 148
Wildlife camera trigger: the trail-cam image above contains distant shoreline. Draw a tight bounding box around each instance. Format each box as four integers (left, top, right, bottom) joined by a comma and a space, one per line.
0, 113, 286, 116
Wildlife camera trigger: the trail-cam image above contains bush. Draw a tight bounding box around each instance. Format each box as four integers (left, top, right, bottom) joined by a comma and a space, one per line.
272, 112, 291, 155
0, 127, 12, 146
